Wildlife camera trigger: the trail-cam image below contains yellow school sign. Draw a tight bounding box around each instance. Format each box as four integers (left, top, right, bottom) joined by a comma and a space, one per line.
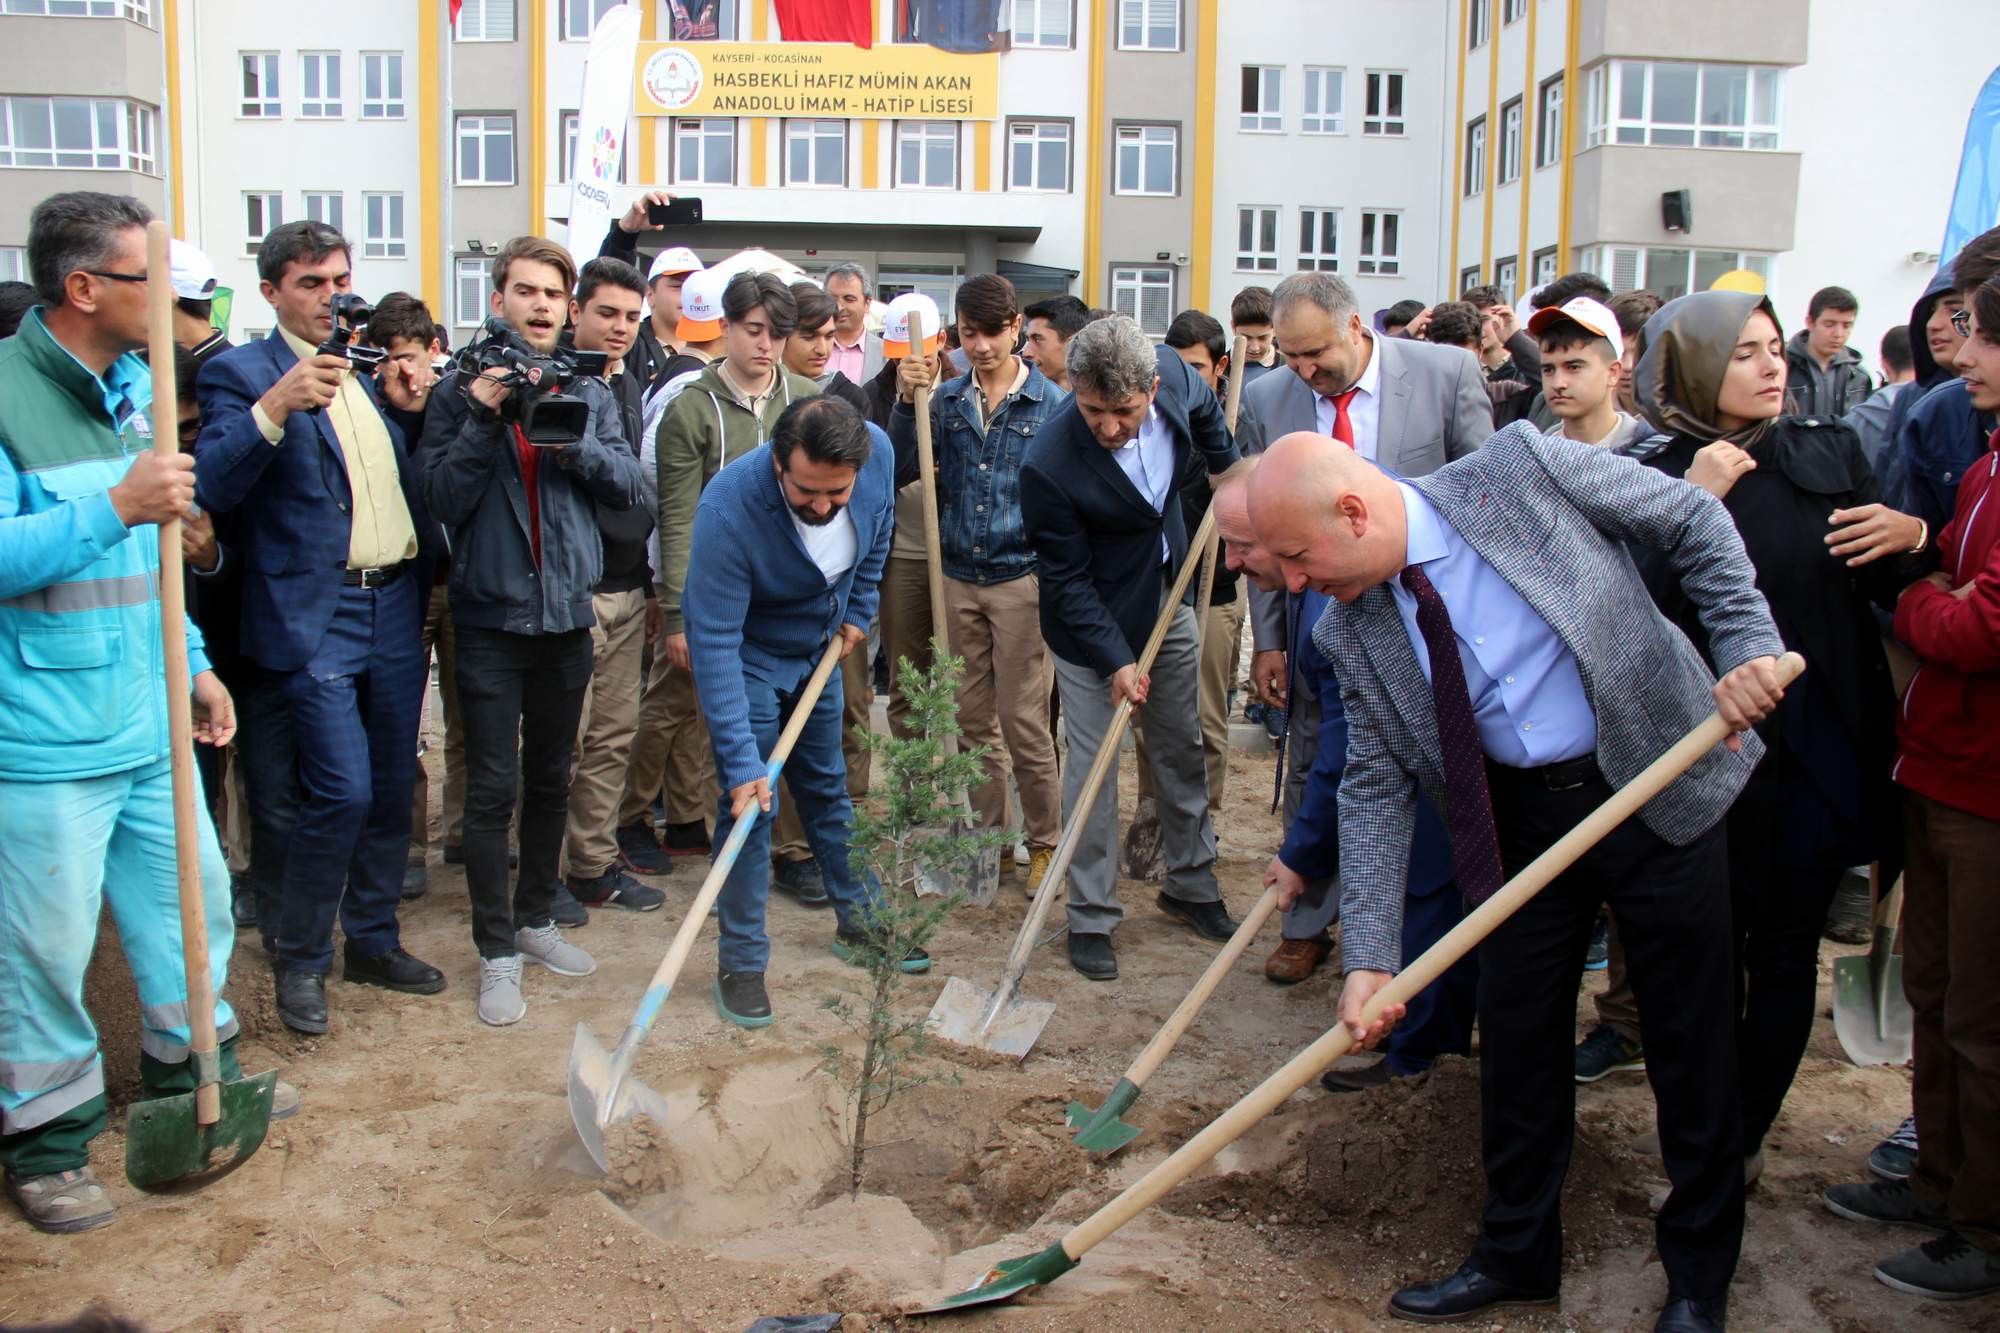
632, 42, 999, 121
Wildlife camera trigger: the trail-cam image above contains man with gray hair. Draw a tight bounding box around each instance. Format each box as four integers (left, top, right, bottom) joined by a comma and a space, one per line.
1019, 315, 1241, 980
822, 261, 884, 386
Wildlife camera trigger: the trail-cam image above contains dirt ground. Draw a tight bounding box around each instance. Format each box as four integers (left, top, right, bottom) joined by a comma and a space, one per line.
11, 732, 1995, 1333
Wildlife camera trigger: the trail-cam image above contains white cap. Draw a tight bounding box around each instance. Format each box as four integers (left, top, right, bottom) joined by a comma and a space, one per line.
647, 245, 703, 281
881, 292, 942, 358
169, 239, 218, 302
675, 266, 728, 340
1526, 295, 1620, 344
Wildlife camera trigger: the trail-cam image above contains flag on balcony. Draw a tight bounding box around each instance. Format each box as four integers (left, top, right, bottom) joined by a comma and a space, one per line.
772, 0, 874, 49
448, 0, 462, 22
894, 0, 1005, 53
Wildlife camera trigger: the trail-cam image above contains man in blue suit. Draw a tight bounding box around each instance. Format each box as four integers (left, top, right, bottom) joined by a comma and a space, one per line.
195, 221, 443, 1036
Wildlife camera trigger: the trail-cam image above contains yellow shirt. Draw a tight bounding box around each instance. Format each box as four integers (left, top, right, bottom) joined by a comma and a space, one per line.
252, 326, 419, 569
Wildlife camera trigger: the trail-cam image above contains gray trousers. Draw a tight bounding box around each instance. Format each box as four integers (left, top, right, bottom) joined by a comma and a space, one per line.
1280, 680, 1340, 941
1052, 601, 1218, 935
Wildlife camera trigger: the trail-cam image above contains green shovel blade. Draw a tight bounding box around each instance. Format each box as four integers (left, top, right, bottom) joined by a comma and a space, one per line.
124, 1070, 276, 1193
1066, 1077, 1144, 1154
908, 1241, 1081, 1314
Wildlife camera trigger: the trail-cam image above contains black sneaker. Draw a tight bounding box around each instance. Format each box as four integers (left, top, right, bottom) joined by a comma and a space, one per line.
1573, 1023, 1645, 1082
715, 970, 773, 1028
1824, 1178, 1950, 1231
570, 867, 666, 912
773, 857, 831, 907
831, 925, 931, 974
1875, 1230, 2000, 1300
548, 884, 589, 928
1067, 932, 1117, 980
616, 821, 673, 876
1584, 913, 1609, 970
662, 820, 713, 857
1156, 892, 1239, 941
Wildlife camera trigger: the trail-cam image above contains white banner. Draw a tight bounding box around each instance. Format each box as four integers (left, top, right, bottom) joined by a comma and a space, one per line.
565, 2, 645, 258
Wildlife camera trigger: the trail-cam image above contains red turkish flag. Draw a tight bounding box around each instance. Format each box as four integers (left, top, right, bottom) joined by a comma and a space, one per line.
772, 0, 873, 48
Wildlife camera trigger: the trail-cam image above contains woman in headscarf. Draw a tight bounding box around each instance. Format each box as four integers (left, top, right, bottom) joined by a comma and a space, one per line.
1632, 289, 1934, 1194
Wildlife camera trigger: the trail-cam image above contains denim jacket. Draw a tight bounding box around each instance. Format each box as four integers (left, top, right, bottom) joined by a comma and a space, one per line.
889, 360, 1066, 585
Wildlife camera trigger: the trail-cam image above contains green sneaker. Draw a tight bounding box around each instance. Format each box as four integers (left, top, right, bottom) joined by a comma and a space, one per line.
715, 970, 774, 1028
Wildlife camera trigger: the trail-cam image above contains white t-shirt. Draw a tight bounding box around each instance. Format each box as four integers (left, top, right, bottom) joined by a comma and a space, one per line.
791, 508, 858, 585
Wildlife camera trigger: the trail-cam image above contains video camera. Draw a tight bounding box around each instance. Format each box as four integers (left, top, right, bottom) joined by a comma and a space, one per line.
451, 317, 605, 447
316, 292, 387, 371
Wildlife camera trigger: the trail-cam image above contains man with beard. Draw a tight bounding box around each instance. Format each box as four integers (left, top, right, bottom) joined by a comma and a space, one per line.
681, 395, 911, 1027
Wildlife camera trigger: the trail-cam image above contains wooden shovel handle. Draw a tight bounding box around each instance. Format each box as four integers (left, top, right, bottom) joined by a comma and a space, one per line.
1122, 885, 1278, 1089
146, 222, 219, 1127
1191, 336, 1247, 641
907, 311, 950, 654
1060, 651, 1807, 1260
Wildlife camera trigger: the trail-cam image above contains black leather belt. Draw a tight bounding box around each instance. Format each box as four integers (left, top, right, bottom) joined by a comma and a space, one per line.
1490, 752, 1601, 792
341, 564, 405, 589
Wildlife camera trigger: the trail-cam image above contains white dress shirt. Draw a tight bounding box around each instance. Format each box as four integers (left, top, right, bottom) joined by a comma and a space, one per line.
1111, 405, 1174, 561
1313, 333, 1383, 461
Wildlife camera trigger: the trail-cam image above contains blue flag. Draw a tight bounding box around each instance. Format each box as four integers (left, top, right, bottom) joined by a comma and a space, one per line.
1941, 66, 2000, 267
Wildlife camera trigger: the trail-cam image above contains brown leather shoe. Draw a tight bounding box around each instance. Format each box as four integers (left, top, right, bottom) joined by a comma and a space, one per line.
1264, 936, 1329, 984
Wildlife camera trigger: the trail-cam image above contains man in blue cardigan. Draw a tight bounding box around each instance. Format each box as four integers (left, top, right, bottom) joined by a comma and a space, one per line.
683, 396, 908, 1027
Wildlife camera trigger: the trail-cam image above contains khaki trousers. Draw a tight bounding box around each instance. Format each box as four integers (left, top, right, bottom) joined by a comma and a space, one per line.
876, 556, 934, 740
1133, 590, 1240, 816
565, 588, 650, 878
772, 648, 871, 862
620, 591, 713, 831
942, 574, 1061, 849
411, 585, 466, 850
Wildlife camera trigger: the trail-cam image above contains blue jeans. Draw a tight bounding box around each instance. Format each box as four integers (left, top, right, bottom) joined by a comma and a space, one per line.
710, 666, 864, 973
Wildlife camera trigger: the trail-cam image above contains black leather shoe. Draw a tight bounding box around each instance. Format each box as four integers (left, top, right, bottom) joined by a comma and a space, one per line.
1156, 892, 1239, 942
342, 946, 446, 995
401, 861, 429, 901
773, 857, 831, 907
1655, 1297, 1726, 1332
1320, 1060, 1396, 1094
1388, 1262, 1558, 1324
274, 969, 329, 1035
230, 876, 258, 929
1067, 932, 1118, 980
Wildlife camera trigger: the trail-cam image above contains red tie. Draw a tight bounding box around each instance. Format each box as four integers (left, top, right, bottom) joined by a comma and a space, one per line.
1328, 388, 1359, 448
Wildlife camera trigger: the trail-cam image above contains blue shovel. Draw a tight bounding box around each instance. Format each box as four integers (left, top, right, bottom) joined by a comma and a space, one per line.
568, 638, 845, 1172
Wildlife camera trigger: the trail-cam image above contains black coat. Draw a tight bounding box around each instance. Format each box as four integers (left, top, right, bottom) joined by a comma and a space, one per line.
1020, 346, 1239, 676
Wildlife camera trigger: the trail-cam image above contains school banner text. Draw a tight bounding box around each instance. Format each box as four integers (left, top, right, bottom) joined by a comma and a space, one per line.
632, 42, 999, 121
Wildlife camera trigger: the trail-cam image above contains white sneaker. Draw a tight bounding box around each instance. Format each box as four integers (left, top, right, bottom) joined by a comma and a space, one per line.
478, 954, 526, 1026
515, 922, 596, 977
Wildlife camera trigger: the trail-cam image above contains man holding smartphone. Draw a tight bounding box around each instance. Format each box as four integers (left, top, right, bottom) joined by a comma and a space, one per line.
597, 191, 705, 392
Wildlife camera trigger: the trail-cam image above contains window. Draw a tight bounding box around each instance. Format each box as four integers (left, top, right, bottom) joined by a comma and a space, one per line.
1459, 265, 1483, 295
0, 96, 155, 171
1532, 246, 1557, 287
1114, 124, 1177, 196
1111, 265, 1174, 338
1586, 60, 1782, 150
244, 191, 282, 254
1503, 0, 1527, 21
1468, 0, 1490, 49
1299, 207, 1339, 272
673, 117, 736, 185
1357, 209, 1400, 276
363, 192, 405, 259
1535, 76, 1563, 168
1118, 0, 1178, 51
304, 190, 343, 234
563, 0, 621, 39
1303, 67, 1343, 134
896, 121, 958, 189
1, 0, 148, 15
240, 52, 279, 117
785, 119, 847, 186
1494, 256, 1518, 303
1578, 244, 1773, 301
1240, 66, 1282, 133
299, 52, 341, 119
561, 110, 577, 180
1008, 0, 1069, 48
1464, 117, 1486, 196
1498, 97, 1523, 184
0, 247, 26, 283
455, 113, 515, 184
1364, 70, 1405, 136
1235, 206, 1278, 272
362, 53, 405, 119
1007, 119, 1070, 191
456, 256, 493, 327
456, 0, 514, 40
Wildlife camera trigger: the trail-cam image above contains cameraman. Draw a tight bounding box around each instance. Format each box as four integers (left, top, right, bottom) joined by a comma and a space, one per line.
194, 220, 444, 1038
421, 236, 643, 1028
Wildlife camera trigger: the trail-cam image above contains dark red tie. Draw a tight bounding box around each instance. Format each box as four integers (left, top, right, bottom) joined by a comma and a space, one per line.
1328, 388, 1358, 447
1400, 564, 1504, 904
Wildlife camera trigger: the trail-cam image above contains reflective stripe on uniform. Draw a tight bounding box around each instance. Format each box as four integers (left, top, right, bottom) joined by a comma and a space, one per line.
0, 1055, 104, 1133
0, 570, 156, 613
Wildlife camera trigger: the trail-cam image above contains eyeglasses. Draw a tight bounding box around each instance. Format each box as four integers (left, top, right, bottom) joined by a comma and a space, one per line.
82, 270, 149, 286
1952, 308, 1972, 337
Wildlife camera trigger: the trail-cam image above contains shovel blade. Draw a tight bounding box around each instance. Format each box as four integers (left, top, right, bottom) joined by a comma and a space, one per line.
123, 1070, 276, 1192
1065, 1077, 1144, 1155
924, 975, 1054, 1060
568, 1023, 675, 1174
1832, 955, 1913, 1066
907, 1240, 1081, 1315
914, 828, 1003, 907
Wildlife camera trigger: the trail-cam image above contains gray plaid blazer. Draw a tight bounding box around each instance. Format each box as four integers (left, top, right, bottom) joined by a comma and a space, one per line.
1314, 422, 1785, 975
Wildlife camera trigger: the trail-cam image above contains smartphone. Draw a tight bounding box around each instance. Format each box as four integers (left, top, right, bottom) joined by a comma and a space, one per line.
648, 197, 703, 227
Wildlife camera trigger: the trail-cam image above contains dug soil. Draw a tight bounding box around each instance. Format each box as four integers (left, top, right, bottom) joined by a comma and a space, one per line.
17, 735, 1992, 1332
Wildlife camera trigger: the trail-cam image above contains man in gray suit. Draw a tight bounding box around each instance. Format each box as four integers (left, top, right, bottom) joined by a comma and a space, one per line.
1249, 425, 1788, 1333
1236, 271, 1492, 982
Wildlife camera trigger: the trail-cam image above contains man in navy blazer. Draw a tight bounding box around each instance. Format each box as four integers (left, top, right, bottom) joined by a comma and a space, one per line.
1020, 316, 1240, 980
195, 221, 443, 1036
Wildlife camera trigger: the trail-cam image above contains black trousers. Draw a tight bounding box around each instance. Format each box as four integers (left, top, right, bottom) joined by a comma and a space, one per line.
454, 624, 593, 959
1729, 849, 1843, 1153
1473, 762, 1742, 1303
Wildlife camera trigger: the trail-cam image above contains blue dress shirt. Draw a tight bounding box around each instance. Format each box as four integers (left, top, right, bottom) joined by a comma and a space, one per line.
1391, 482, 1596, 767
